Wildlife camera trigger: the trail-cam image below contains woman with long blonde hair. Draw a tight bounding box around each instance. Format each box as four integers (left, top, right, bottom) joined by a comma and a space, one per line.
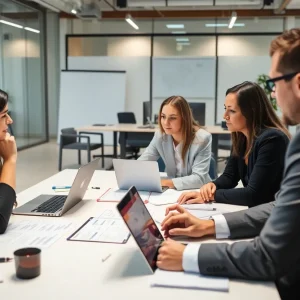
139, 96, 212, 190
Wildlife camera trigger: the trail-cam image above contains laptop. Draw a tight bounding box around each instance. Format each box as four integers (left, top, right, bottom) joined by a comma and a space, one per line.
117, 186, 165, 272
113, 159, 168, 193
13, 158, 99, 217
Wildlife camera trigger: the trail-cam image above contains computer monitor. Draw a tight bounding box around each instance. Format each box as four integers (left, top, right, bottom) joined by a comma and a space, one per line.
189, 102, 206, 126
143, 101, 151, 125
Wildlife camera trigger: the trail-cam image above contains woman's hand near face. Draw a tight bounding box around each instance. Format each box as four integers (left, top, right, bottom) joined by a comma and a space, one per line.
0, 133, 17, 162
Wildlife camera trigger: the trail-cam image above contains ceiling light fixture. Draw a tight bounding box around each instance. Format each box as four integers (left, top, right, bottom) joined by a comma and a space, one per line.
0, 19, 23, 29
125, 14, 139, 30
228, 12, 237, 29
205, 23, 245, 27
166, 24, 184, 29
24, 27, 40, 33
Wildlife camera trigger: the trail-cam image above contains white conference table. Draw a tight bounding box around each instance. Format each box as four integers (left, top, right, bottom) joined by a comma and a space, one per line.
0, 170, 279, 300
77, 124, 230, 162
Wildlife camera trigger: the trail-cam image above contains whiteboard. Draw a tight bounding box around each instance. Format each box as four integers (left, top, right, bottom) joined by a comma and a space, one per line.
58, 70, 126, 145
152, 57, 216, 99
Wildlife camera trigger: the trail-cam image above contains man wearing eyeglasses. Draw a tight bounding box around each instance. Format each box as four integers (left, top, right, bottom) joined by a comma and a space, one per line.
157, 28, 300, 300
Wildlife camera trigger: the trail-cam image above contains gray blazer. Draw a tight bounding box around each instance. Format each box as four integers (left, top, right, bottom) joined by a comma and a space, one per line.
138, 129, 212, 190
197, 130, 300, 293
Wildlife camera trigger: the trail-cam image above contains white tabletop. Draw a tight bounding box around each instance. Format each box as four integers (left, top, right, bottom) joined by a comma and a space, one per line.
77, 124, 230, 135
0, 170, 279, 300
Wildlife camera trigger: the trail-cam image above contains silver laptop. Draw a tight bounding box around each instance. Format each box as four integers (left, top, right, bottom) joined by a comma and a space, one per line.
13, 159, 99, 217
117, 186, 165, 273
113, 159, 168, 193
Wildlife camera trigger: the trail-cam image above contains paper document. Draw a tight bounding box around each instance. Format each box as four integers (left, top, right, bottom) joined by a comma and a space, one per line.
98, 188, 150, 202
150, 269, 229, 292
67, 209, 130, 244
148, 189, 183, 206
0, 220, 73, 249
188, 209, 228, 220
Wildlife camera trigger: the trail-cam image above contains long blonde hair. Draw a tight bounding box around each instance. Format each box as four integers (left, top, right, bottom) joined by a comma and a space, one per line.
158, 96, 201, 164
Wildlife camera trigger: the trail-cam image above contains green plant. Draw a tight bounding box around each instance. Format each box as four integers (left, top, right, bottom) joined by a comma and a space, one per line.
257, 74, 277, 111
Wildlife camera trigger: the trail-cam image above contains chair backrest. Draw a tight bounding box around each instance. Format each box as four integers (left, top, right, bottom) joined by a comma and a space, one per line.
189, 102, 206, 126
143, 101, 151, 125
209, 156, 217, 180
61, 127, 77, 146
157, 157, 165, 172
117, 112, 136, 124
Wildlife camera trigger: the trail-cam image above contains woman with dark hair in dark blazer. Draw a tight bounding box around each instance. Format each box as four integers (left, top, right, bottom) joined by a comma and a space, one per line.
178, 81, 290, 207
0, 89, 17, 234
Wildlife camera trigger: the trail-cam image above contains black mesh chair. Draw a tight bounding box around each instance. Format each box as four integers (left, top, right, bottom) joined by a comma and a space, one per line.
58, 127, 104, 171
218, 135, 232, 163
117, 112, 153, 159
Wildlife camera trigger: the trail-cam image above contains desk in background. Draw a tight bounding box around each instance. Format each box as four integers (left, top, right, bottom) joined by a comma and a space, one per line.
0, 170, 279, 300
76, 124, 230, 162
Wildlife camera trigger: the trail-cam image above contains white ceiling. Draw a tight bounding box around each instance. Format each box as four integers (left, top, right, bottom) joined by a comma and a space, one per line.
25, 0, 300, 14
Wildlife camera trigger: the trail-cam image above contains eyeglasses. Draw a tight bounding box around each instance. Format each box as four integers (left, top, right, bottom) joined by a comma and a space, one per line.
265, 72, 299, 92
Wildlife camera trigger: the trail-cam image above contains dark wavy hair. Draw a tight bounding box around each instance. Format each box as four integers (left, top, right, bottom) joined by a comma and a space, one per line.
227, 81, 290, 158
0, 89, 8, 112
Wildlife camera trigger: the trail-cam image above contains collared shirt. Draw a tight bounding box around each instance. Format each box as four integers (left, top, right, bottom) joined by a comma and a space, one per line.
182, 214, 230, 273
173, 142, 183, 177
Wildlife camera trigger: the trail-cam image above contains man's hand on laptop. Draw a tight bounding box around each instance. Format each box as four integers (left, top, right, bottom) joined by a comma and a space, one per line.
156, 239, 185, 271
161, 204, 216, 238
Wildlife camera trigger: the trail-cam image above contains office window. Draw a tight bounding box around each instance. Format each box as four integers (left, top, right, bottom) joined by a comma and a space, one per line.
68, 36, 151, 57
153, 36, 216, 56
154, 19, 215, 33
0, 0, 47, 148
72, 19, 153, 34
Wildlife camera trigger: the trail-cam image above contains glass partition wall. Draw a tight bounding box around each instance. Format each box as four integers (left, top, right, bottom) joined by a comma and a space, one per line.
0, 0, 47, 149
67, 17, 284, 125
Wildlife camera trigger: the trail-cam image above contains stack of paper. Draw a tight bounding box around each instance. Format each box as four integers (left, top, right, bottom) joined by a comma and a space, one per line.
148, 189, 183, 206
0, 220, 73, 249
150, 269, 229, 292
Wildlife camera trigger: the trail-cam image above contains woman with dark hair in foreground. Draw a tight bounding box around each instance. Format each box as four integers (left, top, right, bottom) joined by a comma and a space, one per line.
0, 89, 17, 234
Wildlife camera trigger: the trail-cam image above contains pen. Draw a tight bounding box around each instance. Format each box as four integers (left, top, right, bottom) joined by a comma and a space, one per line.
102, 253, 112, 262
52, 186, 72, 190
0, 257, 13, 263
182, 204, 216, 211
91, 187, 100, 189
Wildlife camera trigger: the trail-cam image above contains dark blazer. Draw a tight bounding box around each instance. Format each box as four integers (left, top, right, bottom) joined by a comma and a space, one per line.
0, 183, 16, 234
197, 130, 300, 299
213, 128, 289, 207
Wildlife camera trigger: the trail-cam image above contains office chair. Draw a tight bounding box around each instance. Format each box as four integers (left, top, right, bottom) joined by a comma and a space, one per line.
189, 103, 206, 126
117, 112, 153, 159
218, 135, 232, 163
58, 127, 104, 171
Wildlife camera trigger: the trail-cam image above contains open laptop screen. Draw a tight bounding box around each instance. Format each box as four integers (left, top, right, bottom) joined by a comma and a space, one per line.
117, 186, 164, 272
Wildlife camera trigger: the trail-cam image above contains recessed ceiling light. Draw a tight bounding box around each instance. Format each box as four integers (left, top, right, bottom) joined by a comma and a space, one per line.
176, 38, 189, 42
171, 31, 186, 34
166, 24, 184, 29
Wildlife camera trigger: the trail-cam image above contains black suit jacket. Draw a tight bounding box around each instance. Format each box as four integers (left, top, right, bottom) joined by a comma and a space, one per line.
0, 183, 16, 234
197, 130, 300, 299
213, 128, 289, 207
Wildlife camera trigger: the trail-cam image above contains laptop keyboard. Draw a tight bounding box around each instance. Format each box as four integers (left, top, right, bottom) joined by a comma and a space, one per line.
32, 196, 67, 213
